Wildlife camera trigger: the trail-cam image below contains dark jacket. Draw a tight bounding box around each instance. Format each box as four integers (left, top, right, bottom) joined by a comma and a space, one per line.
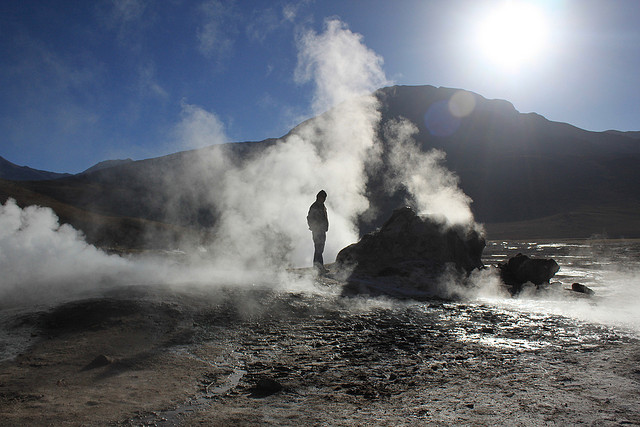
307, 200, 328, 232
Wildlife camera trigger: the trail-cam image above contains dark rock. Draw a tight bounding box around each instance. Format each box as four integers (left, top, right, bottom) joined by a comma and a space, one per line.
336, 206, 485, 298
571, 283, 595, 295
499, 253, 560, 294
338, 207, 485, 274
249, 377, 283, 398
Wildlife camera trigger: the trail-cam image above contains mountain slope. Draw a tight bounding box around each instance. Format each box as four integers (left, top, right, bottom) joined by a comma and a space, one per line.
371, 85, 640, 226
80, 159, 134, 175
0, 156, 70, 181
2, 85, 639, 247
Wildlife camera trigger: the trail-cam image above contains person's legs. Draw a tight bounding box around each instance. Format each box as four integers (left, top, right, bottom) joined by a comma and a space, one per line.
312, 231, 326, 268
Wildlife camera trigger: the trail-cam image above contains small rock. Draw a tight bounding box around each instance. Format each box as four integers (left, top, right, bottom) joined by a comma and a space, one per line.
249, 377, 283, 398
83, 354, 115, 370
571, 283, 595, 295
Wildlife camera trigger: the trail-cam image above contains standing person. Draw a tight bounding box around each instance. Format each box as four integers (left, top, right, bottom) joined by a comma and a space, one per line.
307, 190, 329, 273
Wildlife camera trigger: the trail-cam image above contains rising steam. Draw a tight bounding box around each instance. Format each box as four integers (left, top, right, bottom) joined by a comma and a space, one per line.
201, 19, 480, 271
0, 18, 480, 308
0, 199, 131, 306
382, 118, 476, 227
0, 19, 638, 341
202, 18, 391, 269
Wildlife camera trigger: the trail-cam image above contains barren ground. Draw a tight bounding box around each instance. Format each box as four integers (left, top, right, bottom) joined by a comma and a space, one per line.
1, 273, 639, 426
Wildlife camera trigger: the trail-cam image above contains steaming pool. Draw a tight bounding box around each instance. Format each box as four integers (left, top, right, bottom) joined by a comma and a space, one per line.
1, 239, 639, 425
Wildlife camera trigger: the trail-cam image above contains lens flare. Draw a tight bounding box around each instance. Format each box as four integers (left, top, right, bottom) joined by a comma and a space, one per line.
425, 91, 476, 137
449, 90, 476, 118
425, 100, 460, 137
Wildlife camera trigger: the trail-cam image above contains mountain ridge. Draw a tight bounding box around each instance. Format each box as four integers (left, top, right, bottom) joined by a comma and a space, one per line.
1, 85, 639, 246
80, 159, 134, 175
1, 86, 638, 179
0, 156, 71, 181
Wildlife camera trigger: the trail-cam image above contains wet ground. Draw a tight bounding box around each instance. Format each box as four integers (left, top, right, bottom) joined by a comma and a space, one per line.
172, 289, 640, 426
1, 239, 640, 425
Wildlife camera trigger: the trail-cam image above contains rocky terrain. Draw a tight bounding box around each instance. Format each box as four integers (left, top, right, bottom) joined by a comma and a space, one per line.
1, 273, 639, 426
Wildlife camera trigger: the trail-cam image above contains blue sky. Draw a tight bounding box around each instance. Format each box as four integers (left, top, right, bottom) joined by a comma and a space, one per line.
1, 0, 639, 173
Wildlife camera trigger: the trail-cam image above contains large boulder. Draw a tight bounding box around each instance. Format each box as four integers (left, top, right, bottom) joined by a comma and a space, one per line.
335, 207, 485, 299
498, 253, 560, 294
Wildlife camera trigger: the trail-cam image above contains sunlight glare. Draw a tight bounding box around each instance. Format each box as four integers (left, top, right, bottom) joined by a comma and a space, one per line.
476, 1, 550, 72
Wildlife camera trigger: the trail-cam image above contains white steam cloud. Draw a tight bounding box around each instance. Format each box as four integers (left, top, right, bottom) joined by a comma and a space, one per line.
175, 101, 229, 150
295, 19, 388, 113
383, 118, 476, 226
0, 199, 132, 307
0, 18, 481, 308
202, 18, 391, 269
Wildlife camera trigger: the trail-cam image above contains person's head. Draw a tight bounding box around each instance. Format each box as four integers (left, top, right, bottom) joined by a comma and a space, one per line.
316, 190, 327, 202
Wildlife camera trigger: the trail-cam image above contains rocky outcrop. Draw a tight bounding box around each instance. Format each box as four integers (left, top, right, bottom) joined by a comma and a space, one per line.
498, 253, 560, 294
336, 207, 485, 299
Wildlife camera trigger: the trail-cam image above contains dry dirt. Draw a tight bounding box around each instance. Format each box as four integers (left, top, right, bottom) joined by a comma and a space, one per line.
1, 275, 639, 426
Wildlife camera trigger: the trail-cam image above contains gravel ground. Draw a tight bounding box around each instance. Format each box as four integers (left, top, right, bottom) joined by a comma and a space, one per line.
1, 275, 639, 426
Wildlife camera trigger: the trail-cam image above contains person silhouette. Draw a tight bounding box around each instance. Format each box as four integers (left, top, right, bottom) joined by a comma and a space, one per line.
307, 190, 328, 273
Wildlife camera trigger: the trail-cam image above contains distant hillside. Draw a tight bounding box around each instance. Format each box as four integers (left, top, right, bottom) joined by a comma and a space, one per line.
0, 156, 70, 181
370, 85, 640, 229
80, 159, 134, 175
2, 85, 639, 247
605, 130, 640, 140
0, 178, 201, 249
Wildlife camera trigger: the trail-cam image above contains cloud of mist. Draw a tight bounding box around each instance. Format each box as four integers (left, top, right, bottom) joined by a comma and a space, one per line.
0, 18, 486, 310
295, 19, 388, 113
163, 19, 481, 283
382, 118, 476, 227
456, 244, 640, 334
0, 199, 132, 307
193, 18, 390, 270
1, 18, 392, 307
0, 198, 309, 308
175, 101, 229, 150
498, 267, 640, 335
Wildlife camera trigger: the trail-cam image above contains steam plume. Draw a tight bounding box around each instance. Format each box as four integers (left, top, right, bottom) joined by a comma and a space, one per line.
0, 18, 481, 308
383, 118, 476, 227
203, 18, 390, 269
0, 199, 131, 307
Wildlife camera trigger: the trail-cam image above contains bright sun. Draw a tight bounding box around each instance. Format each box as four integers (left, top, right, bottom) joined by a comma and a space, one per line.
476, 2, 550, 71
